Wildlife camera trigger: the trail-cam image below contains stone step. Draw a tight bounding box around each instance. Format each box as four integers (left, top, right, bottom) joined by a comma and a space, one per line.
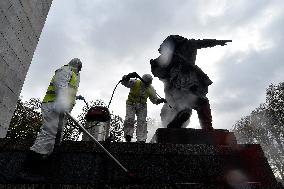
0, 140, 281, 188
150, 128, 237, 145
0, 182, 279, 189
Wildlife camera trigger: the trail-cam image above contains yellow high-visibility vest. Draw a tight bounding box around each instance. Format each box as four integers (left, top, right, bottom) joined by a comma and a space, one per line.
127, 80, 151, 104
42, 66, 78, 104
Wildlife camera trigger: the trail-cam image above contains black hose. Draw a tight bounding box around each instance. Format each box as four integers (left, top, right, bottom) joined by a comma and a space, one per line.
107, 80, 122, 109
83, 80, 122, 130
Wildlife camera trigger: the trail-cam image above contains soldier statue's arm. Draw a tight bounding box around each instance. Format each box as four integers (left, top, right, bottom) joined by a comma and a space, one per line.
190, 39, 232, 49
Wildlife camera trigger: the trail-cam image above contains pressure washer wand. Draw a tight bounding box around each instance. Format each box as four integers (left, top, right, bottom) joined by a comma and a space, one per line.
83, 99, 90, 109
66, 112, 133, 177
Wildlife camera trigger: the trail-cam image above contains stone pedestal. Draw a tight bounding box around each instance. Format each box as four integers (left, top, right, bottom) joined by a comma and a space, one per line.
150, 128, 237, 145
0, 139, 283, 188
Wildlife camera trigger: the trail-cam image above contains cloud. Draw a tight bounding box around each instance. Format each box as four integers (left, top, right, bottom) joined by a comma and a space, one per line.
20, 0, 284, 140
209, 2, 284, 128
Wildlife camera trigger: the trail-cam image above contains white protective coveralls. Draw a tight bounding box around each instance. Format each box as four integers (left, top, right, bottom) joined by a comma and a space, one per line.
30, 59, 81, 155
122, 77, 160, 142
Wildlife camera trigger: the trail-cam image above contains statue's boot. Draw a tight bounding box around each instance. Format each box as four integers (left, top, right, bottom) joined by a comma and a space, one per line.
167, 110, 191, 128
197, 97, 214, 131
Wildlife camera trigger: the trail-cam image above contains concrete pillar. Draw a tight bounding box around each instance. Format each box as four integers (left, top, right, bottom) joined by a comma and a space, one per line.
0, 0, 53, 138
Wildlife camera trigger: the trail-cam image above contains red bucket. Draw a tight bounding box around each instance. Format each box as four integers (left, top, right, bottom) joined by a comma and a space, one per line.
85, 106, 111, 122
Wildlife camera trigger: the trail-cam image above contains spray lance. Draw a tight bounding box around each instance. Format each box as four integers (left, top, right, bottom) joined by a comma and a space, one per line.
71, 97, 134, 178
65, 112, 136, 179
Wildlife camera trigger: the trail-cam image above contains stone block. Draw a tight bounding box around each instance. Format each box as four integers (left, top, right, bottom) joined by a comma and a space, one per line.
0, 102, 10, 123
0, 82, 6, 104
0, 102, 12, 138
10, 3, 38, 51
0, 16, 33, 68
41, 0, 53, 18
23, 23, 38, 53
0, 14, 11, 35
151, 128, 237, 145
17, 28, 34, 57
16, 64, 29, 83
0, 10, 10, 34
1, 86, 18, 113
0, 1, 12, 11
30, 1, 46, 27
4, 67, 23, 96
9, 0, 39, 40
0, 125, 9, 138
0, 33, 10, 55
0, 141, 281, 188
0, 40, 26, 80
1, 25, 29, 65
34, 2, 47, 27
0, 5, 22, 38
0, 57, 8, 82
35, 1, 45, 19
0, 83, 18, 120
0, 183, 277, 189
1, 0, 52, 138
2, 4, 34, 56
20, 0, 42, 37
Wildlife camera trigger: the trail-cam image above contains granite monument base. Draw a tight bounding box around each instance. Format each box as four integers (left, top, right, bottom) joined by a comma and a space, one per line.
0, 138, 282, 189
150, 128, 237, 145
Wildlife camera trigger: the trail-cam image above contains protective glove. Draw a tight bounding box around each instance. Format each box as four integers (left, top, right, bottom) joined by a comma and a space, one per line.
121, 72, 139, 81
157, 98, 167, 104
76, 95, 85, 100
128, 72, 139, 78
121, 75, 129, 81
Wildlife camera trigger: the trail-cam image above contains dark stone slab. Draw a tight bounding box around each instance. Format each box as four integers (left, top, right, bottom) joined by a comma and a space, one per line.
1, 183, 283, 189
150, 128, 237, 145
0, 140, 282, 188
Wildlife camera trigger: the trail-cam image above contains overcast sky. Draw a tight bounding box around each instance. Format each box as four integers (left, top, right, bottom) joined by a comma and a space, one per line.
21, 0, 284, 141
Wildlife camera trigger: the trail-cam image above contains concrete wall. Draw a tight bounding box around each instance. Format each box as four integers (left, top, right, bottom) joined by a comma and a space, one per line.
0, 0, 53, 138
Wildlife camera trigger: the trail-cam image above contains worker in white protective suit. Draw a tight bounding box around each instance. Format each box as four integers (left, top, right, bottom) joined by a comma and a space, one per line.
121, 72, 166, 143
25, 58, 83, 173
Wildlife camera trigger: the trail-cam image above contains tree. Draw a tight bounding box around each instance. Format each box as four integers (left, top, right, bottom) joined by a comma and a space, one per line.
232, 82, 284, 183
5, 98, 42, 143
6, 98, 125, 143
6, 98, 81, 142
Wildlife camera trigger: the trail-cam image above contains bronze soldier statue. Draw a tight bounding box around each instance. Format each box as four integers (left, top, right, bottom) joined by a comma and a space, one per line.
150, 35, 231, 130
